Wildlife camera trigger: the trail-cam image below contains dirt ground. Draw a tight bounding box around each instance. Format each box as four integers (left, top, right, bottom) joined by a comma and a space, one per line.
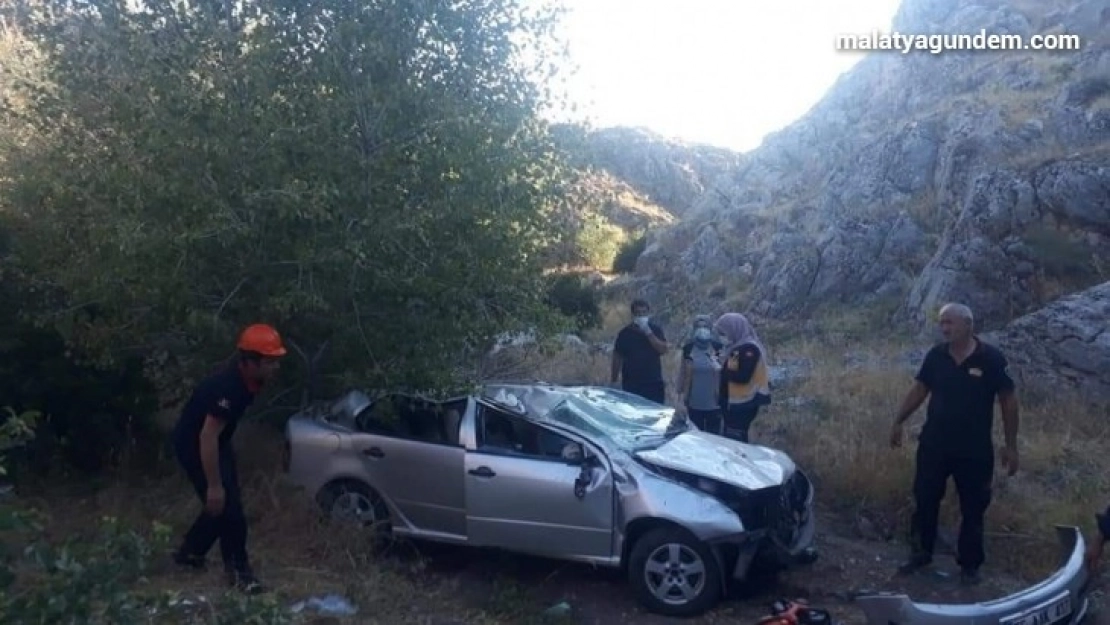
333, 505, 1100, 625
19, 476, 1108, 625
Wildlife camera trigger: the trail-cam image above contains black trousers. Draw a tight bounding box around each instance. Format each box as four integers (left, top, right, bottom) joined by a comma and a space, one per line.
722, 402, 761, 443
687, 408, 722, 434
688, 406, 723, 435
623, 380, 665, 404
909, 444, 994, 570
176, 444, 250, 571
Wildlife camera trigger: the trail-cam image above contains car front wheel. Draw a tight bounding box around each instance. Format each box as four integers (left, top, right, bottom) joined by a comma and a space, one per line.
627, 526, 723, 617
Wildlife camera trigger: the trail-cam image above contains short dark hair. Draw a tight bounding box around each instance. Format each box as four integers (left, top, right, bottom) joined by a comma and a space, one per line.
630, 299, 650, 313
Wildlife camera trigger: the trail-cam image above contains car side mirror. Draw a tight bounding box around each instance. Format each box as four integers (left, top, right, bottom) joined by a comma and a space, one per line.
561, 442, 584, 464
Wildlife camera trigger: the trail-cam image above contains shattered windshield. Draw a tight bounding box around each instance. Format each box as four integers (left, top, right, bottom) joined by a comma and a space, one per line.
545, 388, 688, 452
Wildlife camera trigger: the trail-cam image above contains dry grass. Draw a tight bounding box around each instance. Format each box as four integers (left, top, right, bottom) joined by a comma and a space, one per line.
489, 327, 1110, 583
11, 422, 569, 624
761, 337, 1110, 581
16, 321, 1110, 620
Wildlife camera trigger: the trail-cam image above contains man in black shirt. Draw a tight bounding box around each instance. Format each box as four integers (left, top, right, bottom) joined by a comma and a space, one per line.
170, 323, 286, 594
610, 299, 669, 404
890, 303, 1019, 585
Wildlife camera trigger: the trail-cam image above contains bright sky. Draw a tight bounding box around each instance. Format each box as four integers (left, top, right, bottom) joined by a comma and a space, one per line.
550, 0, 905, 152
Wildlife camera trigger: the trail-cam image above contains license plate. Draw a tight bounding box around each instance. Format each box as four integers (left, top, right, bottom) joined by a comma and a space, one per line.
1000, 592, 1072, 625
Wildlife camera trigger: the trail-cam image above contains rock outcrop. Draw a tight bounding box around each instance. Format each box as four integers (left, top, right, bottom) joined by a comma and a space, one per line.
598, 0, 1109, 336
552, 124, 745, 219
980, 280, 1110, 402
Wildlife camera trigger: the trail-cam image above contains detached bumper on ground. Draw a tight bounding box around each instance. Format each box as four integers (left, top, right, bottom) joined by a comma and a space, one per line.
855, 525, 1090, 625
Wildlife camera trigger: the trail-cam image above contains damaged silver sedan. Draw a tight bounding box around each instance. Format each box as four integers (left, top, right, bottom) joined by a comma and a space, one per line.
283, 382, 817, 616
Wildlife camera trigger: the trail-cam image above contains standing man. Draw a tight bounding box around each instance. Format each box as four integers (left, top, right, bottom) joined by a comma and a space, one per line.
611, 299, 669, 404
890, 303, 1019, 585
171, 323, 287, 594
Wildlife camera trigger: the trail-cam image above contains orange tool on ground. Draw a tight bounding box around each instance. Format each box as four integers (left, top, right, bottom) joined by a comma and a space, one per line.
756, 599, 834, 625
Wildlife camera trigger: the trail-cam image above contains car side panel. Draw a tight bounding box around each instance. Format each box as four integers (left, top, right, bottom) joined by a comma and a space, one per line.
350, 432, 466, 538
285, 415, 345, 497
615, 462, 746, 541
465, 450, 615, 561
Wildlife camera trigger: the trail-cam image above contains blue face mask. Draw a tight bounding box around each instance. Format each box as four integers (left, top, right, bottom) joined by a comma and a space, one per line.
693, 328, 711, 343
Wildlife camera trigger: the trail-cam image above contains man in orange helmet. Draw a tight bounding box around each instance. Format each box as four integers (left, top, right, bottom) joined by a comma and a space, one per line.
170, 323, 286, 594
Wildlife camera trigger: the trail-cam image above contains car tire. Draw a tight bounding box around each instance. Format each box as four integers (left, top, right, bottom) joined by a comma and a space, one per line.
317, 480, 391, 536
627, 526, 723, 617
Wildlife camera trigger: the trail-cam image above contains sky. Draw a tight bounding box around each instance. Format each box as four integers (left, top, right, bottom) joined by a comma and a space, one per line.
549, 0, 905, 152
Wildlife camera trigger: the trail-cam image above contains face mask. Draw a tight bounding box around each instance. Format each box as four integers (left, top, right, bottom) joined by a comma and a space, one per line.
693, 328, 711, 341
634, 315, 649, 326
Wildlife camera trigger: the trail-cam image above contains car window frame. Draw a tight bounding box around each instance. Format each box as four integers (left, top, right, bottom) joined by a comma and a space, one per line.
472, 402, 586, 464
355, 393, 466, 448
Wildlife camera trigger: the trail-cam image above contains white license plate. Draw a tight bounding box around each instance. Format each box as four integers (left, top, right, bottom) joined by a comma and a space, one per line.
1000, 592, 1072, 625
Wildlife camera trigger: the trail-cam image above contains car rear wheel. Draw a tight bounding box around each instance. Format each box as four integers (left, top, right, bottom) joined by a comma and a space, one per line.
317, 480, 390, 535
628, 526, 722, 617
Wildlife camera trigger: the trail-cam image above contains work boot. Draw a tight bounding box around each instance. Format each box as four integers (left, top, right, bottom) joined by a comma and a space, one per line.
896, 553, 932, 575
172, 549, 207, 572
226, 566, 267, 595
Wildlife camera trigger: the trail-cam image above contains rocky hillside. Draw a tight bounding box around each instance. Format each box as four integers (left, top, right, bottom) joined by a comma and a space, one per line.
980, 279, 1110, 401
546, 124, 743, 271
603, 0, 1109, 337
552, 124, 744, 219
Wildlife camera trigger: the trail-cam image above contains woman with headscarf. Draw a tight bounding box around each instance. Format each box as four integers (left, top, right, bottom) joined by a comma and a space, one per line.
713, 312, 772, 443
676, 314, 725, 434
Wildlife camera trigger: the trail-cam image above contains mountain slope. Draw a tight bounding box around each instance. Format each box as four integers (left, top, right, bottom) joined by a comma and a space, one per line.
545, 123, 744, 271
620, 0, 1109, 334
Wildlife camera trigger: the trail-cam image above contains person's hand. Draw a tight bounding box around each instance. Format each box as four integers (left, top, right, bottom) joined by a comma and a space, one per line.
889, 422, 903, 448
205, 485, 226, 516
1086, 539, 1103, 572
1001, 445, 1019, 476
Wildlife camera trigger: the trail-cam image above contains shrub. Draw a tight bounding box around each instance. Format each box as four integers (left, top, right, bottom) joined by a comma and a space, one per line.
1024, 226, 1098, 281
544, 273, 601, 331
0, 408, 290, 624
575, 213, 626, 270
612, 231, 647, 274
0, 316, 161, 477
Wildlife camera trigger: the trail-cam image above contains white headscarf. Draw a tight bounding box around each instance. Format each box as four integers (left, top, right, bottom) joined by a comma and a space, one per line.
713, 312, 769, 363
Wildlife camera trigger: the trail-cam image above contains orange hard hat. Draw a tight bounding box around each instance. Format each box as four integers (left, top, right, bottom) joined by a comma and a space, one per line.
237, 323, 287, 357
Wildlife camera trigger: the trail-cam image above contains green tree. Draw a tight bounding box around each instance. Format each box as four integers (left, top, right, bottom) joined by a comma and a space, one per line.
2, 0, 577, 395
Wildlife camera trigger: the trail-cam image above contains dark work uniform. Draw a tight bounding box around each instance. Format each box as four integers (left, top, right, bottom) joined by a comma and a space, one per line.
171, 362, 258, 572
613, 322, 667, 404
909, 338, 1015, 572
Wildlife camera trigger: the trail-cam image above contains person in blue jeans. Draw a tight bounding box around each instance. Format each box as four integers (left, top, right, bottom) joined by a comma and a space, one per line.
676, 315, 725, 434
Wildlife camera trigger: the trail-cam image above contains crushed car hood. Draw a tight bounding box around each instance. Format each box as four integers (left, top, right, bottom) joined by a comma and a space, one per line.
634, 430, 795, 490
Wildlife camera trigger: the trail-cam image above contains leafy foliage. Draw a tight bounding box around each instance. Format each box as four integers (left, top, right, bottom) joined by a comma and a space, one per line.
544, 273, 601, 331
612, 231, 647, 274
1, 0, 578, 397
574, 212, 626, 270
0, 222, 161, 476
0, 409, 292, 623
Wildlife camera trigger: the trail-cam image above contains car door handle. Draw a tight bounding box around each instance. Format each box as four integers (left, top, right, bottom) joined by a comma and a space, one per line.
362, 447, 384, 459
468, 466, 496, 478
